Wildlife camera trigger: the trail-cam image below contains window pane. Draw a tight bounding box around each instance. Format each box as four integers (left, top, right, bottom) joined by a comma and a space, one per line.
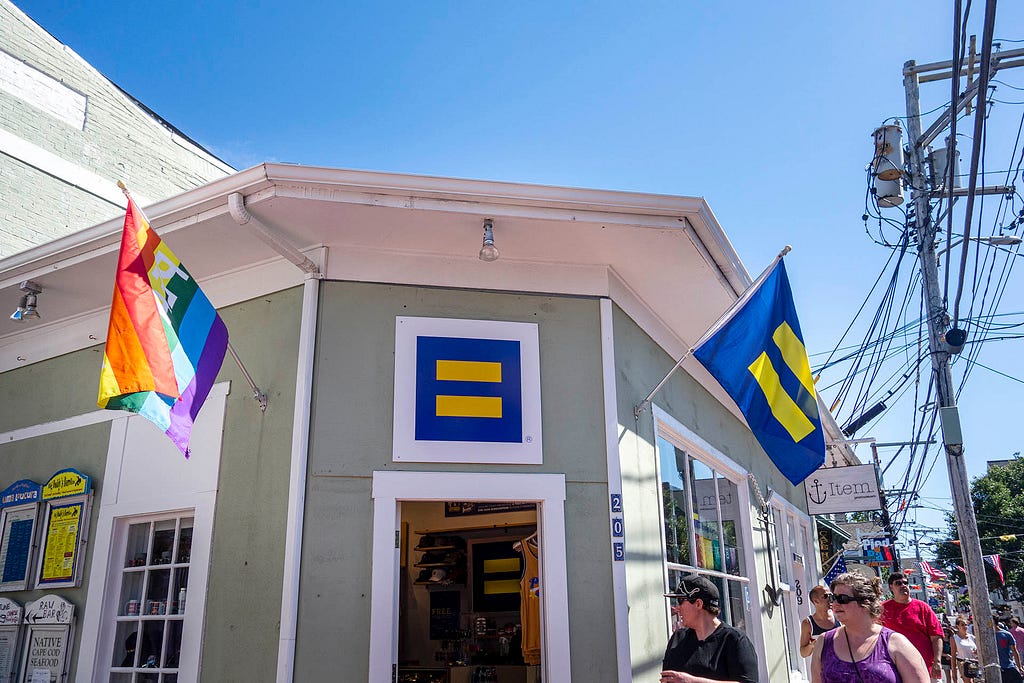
773, 509, 789, 583
175, 520, 193, 564
152, 521, 175, 567
658, 437, 691, 566
172, 567, 189, 615
717, 477, 743, 576
164, 620, 183, 668
119, 571, 145, 616
109, 674, 133, 683
112, 621, 139, 668
125, 522, 150, 568
139, 620, 165, 670
145, 569, 171, 615
689, 460, 721, 571
725, 580, 749, 631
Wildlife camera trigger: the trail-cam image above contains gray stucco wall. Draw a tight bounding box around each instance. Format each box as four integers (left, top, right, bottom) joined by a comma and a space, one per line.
296, 281, 617, 681
0, 286, 301, 682
611, 303, 797, 683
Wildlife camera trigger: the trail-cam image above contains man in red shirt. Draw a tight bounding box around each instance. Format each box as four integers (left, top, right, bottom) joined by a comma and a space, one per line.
882, 572, 944, 680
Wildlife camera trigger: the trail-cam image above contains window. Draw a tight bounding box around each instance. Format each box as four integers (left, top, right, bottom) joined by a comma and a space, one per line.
108, 514, 193, 682
657, 435, 751, 632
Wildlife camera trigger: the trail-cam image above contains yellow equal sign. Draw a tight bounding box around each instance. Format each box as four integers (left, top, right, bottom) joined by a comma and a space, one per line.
436, 360, 502, 383
436, 395, 502, 418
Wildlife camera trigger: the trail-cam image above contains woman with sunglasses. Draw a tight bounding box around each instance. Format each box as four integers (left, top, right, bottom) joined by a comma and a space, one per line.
801, 586, 838, 658
811, 572, 929, 683
953, 617, 979, 679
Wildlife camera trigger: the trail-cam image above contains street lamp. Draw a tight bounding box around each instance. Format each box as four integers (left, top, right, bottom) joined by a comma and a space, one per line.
934, 233, 1022, 257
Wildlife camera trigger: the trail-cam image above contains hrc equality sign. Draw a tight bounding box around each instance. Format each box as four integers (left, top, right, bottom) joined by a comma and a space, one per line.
393, 317, 542, 464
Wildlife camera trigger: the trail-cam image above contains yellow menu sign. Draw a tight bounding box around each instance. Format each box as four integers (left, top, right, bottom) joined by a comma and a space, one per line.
41, 468, 90, 500
40, 503, 81, 583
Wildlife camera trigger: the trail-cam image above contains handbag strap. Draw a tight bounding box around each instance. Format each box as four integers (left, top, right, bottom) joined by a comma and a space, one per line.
843, 627, 868, 683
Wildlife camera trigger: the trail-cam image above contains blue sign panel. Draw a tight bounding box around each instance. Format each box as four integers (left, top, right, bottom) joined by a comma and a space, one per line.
415, 336, 522, 443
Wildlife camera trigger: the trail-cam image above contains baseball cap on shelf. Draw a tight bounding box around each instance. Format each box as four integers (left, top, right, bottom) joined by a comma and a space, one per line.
429, 568, 448, 582
665, 574, 720, 610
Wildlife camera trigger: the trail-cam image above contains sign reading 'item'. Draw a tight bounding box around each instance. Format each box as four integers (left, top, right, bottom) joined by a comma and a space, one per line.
804, 464, 882, 514
393, 317, 542, 464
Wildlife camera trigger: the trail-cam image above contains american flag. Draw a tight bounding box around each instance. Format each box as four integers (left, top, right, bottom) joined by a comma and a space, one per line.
920, 560, 948, 579
823, 555, 848, 586
983, 554, 1005, 585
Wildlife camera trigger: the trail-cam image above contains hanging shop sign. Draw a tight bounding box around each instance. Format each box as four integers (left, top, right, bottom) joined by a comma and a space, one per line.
444, 502, 535, 517
0, 598, 23, 682
35, 470, 92, 589
0, 480, 42, 592
393, 317, 543, 464
18, 595, 73, 683
804, 464, 882, 515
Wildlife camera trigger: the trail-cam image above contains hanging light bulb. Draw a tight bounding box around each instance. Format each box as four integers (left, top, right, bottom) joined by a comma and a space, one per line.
479, 219, 499, 262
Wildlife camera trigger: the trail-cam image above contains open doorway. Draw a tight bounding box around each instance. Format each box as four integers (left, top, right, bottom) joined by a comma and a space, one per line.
368, 471, 570, 683
397, 501, 540, 683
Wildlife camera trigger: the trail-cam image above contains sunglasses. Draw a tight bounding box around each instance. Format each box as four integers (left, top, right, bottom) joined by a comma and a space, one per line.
829, 593, 861, 605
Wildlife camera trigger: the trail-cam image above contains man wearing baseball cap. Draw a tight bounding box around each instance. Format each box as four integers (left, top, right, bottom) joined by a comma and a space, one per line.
661, 574, 758, 683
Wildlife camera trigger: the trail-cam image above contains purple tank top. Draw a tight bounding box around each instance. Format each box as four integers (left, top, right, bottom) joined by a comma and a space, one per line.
821, 627, 903, 683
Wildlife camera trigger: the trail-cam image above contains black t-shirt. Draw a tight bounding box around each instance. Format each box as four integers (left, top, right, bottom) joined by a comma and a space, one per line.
662, 623, 759, 683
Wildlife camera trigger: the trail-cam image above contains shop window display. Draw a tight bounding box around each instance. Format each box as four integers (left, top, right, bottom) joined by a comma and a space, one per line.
397, 501, 541, 683
109, 514, 192, 682
657, 434, 752, 631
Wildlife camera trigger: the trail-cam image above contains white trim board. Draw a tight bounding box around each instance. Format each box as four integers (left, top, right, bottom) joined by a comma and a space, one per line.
368, 471, 570, 683
651, 405, 769, 683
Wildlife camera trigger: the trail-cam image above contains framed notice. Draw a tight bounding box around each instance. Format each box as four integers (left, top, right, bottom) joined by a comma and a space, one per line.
18, 595, 73, 683
0, 597, 24, 683
34, 470, 91, 590
0, 480, 42, 592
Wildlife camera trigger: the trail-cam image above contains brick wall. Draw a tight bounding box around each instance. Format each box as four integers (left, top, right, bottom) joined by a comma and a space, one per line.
0, 0, 234, 257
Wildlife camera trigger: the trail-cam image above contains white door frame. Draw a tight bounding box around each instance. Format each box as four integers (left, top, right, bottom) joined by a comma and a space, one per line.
368, 471, 570, 682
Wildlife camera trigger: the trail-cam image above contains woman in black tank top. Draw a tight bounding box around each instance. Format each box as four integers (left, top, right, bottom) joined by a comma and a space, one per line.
801, 585, 839, 657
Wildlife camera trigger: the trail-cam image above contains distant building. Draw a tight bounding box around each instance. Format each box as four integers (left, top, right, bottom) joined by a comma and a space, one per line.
986, 458, 1019, 473
0, 0, 233, 257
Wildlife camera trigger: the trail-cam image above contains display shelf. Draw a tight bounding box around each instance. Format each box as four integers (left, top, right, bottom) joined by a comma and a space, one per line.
413, 544, 461, 552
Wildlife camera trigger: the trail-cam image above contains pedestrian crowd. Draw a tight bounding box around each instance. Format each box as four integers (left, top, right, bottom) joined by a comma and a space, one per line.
658, 569, 1024, 683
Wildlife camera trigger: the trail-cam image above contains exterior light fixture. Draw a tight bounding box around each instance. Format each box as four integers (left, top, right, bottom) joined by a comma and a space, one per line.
10, 280, 42, 322
479, 219, 499, 262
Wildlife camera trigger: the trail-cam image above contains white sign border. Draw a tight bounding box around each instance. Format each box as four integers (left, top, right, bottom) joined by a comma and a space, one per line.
393, 316, 543, 464
804, 464, 882, 515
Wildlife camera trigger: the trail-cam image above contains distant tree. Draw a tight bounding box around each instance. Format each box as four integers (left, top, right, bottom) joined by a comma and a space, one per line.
935, 457, 1024, 599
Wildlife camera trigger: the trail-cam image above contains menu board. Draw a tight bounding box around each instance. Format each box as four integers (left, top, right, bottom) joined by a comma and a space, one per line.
38, 504, 82, 587
1, 508, 38, 590
0, 628, 17, 682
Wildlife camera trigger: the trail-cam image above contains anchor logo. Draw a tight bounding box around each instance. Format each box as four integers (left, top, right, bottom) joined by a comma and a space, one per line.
807, 478, 827, 506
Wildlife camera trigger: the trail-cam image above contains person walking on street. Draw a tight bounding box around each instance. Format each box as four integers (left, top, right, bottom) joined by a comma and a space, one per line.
1010, 618, 1024, 665
801, 585, 839, 658
882, 572, 944, 680
811, 572, 928, 683
953, 617, 978, 680
660, 574, 758, 683
995, 620, 1024, 683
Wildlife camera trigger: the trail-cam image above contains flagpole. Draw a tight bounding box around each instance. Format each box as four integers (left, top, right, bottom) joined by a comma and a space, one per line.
633, 245, 792, 419
228, 342, 268, 412
118, 181, 268, 413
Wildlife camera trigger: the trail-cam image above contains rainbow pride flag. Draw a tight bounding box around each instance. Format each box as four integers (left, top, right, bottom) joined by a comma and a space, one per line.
98, 197, 228, 456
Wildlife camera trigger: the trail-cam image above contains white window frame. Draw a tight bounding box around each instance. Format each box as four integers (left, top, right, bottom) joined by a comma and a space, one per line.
652, 405, 767, 683
77, 382, 228, 682
368, 471, 570, 683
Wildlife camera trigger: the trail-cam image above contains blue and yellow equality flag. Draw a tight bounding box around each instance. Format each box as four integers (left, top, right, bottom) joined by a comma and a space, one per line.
692, 259, 824, 485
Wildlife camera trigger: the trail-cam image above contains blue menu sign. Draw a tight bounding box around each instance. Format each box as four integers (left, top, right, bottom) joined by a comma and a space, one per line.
0, 479, 41, 592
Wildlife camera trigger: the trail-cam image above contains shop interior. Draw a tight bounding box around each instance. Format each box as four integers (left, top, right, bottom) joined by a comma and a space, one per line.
396, 501, 542, 683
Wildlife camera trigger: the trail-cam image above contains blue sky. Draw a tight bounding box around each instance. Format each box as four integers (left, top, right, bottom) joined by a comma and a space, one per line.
16, 2, 1024, 559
